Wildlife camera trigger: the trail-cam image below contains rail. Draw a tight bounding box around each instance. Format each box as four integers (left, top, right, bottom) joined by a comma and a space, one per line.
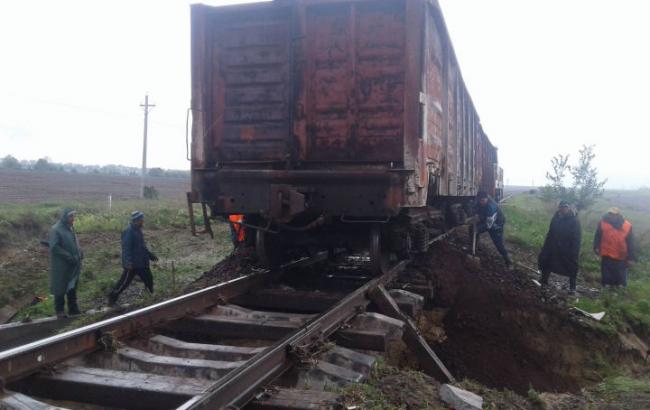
0, 253, 326, 383
180, 260, 409, 409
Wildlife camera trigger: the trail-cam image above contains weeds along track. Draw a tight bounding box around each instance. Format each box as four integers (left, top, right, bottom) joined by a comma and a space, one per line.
0, 253, 452, 410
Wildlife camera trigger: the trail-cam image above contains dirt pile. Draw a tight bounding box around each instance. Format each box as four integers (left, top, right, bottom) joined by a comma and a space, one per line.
416, 242, 643, 395
186, 247, 260, 291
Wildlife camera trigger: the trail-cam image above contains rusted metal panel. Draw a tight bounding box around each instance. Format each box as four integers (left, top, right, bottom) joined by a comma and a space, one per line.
190, 0, 501, 219
303, 0, 405, 162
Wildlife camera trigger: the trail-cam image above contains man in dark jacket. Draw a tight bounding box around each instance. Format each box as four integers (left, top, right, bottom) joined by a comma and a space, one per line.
475, 191, 512, 268
538, 201, 581, 294
49, 208, 82, 318
593, 207, 635, 287
108, 211, 158, 306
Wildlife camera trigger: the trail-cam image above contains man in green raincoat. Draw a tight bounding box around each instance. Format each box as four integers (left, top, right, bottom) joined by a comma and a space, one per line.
48, 208, 82, 318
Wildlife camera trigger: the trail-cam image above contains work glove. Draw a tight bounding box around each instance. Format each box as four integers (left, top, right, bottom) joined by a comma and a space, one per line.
486, 212, 497, 230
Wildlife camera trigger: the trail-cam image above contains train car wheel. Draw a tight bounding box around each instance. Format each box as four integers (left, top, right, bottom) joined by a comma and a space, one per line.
256, 230, 283, 269
370, 225, 391, 275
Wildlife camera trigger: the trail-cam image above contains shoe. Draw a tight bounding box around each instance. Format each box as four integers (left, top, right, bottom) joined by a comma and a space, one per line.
568, 290, 576, 296
107, 295, 118, 307
55, 312, 68, 319
68, 309, 82, 317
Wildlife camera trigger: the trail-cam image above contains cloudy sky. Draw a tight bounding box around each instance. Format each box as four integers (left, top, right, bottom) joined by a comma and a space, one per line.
0, 0, 648, 188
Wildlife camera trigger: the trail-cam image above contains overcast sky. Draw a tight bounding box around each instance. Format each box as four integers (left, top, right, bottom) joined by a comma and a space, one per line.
1, 0, 648, 188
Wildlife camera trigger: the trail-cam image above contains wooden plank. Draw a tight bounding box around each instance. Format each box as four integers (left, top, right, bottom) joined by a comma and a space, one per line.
84, 347, 244, 380
0, 317, 73, 352
14, 366, 211, 410
0, 391, 68, 410
212, 305, 314, 323
369, 285, 454, 383
335, 328, 389, 352
248, 388, 339, 410
146, 334, 266, 361
231, 289, 343, 313
318, 346, 375, 377
186, 192, 197, 236
165, 314, 301, 341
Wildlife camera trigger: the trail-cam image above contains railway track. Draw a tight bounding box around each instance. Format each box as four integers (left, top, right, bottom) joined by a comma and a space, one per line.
0, 253, 453, 410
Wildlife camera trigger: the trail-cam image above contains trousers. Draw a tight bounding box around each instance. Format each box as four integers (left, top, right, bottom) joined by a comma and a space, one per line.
477, 224, 511, 263
109, 267, 154, 303
54, 285, 79, 314
601, 257, 627, 287
541, 270, 577, 291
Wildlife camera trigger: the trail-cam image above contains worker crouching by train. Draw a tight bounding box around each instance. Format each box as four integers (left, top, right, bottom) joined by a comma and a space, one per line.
49, 208, 83, 318
475, 191, 512, 268
538, 201, 581, 295
593, 207, 635, 287
228, 214, 246, 247
107, 211, 159, 306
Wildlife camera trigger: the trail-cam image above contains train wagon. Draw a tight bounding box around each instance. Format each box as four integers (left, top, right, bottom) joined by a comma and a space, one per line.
189, 0, 501, 272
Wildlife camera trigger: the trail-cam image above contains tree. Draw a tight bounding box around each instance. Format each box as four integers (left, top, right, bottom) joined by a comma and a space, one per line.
541, 145, 606, 213
33, 158, 55, 172
540, 154, 570, 202
570, 145, 606, 212
1, 155, 22, 170
148, 167, 165, 177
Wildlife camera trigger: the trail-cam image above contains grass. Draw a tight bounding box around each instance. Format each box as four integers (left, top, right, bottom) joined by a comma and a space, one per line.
0, 198, 232, 320
595, 374, 650, 398
338, 358, 443, 410
502, 190, 650, 337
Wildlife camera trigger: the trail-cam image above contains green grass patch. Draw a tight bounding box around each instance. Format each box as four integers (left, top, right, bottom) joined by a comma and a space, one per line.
595, 375, 650, 399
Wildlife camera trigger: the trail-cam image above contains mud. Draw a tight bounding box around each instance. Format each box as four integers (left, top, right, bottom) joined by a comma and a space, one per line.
417, 241, 640, 395
186, 247, 259, 291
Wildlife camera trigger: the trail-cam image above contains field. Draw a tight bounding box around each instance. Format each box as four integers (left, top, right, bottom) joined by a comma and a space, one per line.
0, 196, 232, 322
0, 169, 189, 203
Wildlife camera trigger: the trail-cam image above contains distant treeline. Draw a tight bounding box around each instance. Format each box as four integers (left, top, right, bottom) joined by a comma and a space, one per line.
0, 155, 189, 179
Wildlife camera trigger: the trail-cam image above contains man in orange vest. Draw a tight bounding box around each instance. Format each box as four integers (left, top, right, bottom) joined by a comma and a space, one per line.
593, 207, 636, 287
228, 214, 246, 247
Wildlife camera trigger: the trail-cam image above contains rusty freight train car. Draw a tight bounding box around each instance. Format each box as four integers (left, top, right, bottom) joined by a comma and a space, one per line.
190, 0, 502, 272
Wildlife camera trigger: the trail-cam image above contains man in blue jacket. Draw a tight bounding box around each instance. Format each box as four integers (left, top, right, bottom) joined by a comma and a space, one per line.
475, 191, 512, 268
108, 211, 158, 306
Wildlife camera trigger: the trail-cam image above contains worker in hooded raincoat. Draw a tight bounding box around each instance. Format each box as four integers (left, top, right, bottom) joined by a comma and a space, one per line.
48, 208, 82, 318
538, 201, 581, 295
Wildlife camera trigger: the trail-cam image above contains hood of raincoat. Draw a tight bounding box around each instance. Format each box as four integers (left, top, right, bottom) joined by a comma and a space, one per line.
59, 208, 77, 225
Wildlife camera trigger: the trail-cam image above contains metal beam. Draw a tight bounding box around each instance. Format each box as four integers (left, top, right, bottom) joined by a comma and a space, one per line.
369, 284, 454, 383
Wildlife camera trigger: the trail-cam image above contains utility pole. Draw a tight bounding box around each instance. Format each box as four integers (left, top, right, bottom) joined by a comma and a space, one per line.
140, 94, 155, 198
